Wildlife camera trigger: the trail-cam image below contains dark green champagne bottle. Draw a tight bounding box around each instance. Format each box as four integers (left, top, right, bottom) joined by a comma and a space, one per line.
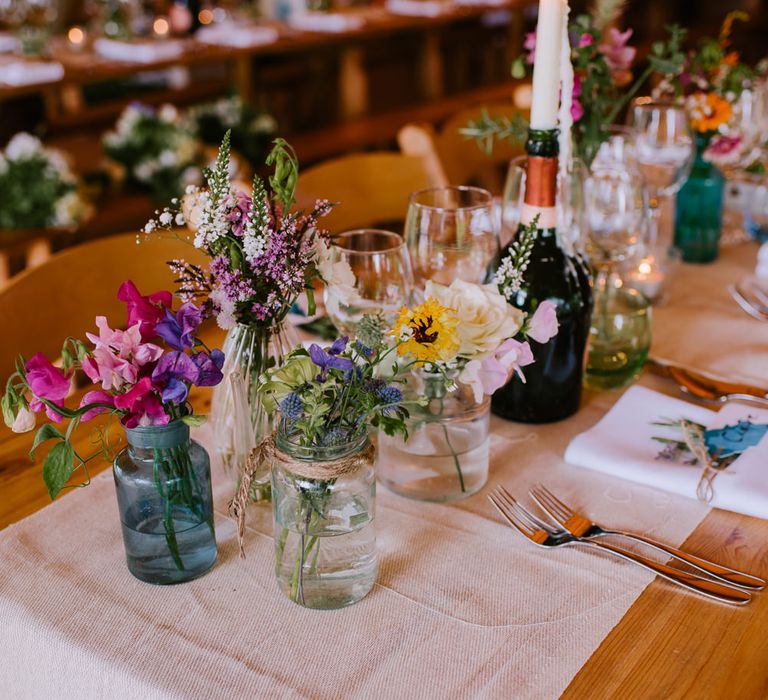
491, 129, 593, 423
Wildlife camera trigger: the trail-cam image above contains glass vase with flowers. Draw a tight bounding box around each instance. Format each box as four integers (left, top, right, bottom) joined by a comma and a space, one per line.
2, 281, 225, 584
143, 132, 356, 498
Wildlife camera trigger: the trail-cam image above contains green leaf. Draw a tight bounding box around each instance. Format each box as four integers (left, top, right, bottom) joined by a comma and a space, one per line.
511, 57, 526, 79
30, 423, 64, 459
181, 414, 207, 427
42, 441, 74, 499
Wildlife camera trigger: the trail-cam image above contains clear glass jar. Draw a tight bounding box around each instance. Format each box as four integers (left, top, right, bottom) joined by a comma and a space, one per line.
271, 430, 376, 609
113, 421, 216, 584
210, 321, 297, 498
377, 369, 491, 501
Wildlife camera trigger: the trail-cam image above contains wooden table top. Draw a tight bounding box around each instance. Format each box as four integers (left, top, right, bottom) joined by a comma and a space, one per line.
1, 242, 767, 696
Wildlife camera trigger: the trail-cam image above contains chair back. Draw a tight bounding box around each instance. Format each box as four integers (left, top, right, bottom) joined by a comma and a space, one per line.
0, 232, 206, 384
294, 152, 437, 233
399, 102, 527, 194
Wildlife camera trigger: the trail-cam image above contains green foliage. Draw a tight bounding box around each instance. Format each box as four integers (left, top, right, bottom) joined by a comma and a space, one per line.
266, 138, 299, 211
30, 423, 64, 459
460, 109, 529, 156
42, 441, 75, 499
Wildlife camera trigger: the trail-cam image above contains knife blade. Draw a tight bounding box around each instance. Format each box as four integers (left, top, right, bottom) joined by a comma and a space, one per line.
645, 357, 768, 401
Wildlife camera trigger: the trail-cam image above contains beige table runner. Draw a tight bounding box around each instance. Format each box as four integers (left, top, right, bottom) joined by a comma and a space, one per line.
0, 243, 764, 699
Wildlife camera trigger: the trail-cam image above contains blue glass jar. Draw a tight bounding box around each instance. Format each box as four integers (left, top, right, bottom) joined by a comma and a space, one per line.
674, 134, 725, 263
113, 421, 217, 584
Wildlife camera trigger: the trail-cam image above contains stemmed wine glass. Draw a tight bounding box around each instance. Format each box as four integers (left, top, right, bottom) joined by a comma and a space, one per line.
324, 229, 414, 337
629, 102, 695, 248
584, 167, 652, 389
405, 186, 499, 289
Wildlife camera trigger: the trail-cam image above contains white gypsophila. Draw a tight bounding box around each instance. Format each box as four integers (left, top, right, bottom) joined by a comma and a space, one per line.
115, 105, 142, 136
175, 212, 185, 226
159, 211, 173, 226
159, 149, 178, 168
44, 149, 74, 181
5, 132, 43, 161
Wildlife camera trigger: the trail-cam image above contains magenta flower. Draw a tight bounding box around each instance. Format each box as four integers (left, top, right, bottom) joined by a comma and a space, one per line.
578, 33, 594, 49
599, 27, 636, 86
79, 390, 115, 422
25, 352, 71, 423
155, 302, 203, 351
523, 31, 536, 65
82, 318, 163, 391
114, 378, 169, 428
571, 75, 585, 122
118, 280, 173, 341
527, 300, 559, 343
704, 135, 744, 167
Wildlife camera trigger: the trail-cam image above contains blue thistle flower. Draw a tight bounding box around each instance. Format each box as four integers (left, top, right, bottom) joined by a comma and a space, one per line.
354, 340, 375, 357
377, 384, 403, 414
321, 427, 350, 446
279, 392, 304, 420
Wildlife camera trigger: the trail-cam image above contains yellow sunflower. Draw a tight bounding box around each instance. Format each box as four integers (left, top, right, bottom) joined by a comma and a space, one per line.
392, 297, 460, 363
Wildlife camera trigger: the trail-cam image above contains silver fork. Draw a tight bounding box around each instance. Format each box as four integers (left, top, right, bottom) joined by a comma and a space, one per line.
488, 485, 751, 605
530, 484, 765, 591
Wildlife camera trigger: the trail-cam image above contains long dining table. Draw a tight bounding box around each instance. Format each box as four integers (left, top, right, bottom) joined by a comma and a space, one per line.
0, 240, 767, 698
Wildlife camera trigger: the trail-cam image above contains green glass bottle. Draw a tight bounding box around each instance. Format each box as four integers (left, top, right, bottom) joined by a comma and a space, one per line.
491, 129, 593, 423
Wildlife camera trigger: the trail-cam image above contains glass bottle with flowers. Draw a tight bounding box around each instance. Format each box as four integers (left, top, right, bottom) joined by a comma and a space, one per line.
656, 12, 753, 263
143, 132, 355, 498
377, 219, 559, 502
2, 281, 225, 585
230, 337, 415, 609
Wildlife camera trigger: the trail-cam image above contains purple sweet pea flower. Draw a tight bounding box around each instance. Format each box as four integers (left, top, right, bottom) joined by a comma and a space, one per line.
155, 302, 203, 350
191, 349, 225, 387
151, 351, 200, 404
308, 337, 354, 381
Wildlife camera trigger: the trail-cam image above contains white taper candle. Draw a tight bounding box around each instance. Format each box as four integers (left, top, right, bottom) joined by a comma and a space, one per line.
530, 0, 565, 130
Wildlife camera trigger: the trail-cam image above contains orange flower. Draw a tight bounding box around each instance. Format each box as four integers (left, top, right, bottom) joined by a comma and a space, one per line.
722, 51, 740, 67
688, 92, 733, 133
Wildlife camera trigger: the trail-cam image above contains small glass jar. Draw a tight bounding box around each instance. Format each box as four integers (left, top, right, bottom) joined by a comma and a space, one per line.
113, 421, 217, 585
271, 430, 376, 609
377, 369, 491, 501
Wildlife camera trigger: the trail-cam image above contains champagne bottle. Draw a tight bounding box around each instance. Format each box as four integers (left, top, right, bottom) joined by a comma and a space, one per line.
491, 128, 593, 423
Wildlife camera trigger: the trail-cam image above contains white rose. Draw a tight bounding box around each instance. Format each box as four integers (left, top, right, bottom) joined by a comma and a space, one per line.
424, 279, 524, 360
11, 406, 36, 433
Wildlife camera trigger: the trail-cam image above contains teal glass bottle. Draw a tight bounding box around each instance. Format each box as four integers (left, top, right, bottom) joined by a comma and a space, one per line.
674, 134, 725, 263
113, 421, 217, 584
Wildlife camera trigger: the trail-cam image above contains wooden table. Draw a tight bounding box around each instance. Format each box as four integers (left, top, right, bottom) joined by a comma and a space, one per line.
2, 243, 767, 696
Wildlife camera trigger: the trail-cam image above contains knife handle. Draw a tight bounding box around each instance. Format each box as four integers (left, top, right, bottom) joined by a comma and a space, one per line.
669, 366, 768, 401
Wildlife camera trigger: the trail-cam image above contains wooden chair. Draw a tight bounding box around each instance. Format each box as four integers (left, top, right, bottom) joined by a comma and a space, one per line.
398, 101, 528, 194
0, 232, 207, 385
294, 151, 440, 233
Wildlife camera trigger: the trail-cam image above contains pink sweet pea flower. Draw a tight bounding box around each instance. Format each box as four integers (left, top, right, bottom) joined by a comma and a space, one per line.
578, 33, 594, 49
25, 352, 71, 423
523, 31, 536, 64
704, 134, 744, 167
527, 300, 559, 344
114, 377, 170, 428
83, 318, 163, 391
599, 27, 636, 87
79, 390, 115, 422
117, 280, 173, 341
459, 338, 535, 402
571, 75, 585, 122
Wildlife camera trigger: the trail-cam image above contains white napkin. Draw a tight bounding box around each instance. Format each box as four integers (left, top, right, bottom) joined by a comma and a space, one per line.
385, 0, 453, 18
0, 58, 64, 86
288, 11, 365, 33
94, 38, 185, 63
565, 385, 768, 519
195, 23, 279, 48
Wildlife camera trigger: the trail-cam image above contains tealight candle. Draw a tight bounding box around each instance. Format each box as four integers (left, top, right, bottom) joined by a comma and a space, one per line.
67, 25, 86, 50
530, 0, 565, 130
630, 258, 664, 300
153, 17, 170, 37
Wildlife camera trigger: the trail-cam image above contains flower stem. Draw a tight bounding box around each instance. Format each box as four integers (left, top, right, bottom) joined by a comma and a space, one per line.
440, 422, 465, 493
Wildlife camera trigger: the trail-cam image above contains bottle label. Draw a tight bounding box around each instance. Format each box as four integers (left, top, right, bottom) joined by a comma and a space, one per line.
521, 203, 558, 228
524, 156, 558, 207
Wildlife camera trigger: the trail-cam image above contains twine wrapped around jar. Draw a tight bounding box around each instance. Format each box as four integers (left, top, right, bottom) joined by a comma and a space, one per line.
229, 432, 375, 557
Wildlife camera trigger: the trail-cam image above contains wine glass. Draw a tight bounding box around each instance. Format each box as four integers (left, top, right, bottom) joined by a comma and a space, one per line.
629, 101, 695, 248
324, 229, 414, 338
584, 167, 651, 390
405, 186, 498, 289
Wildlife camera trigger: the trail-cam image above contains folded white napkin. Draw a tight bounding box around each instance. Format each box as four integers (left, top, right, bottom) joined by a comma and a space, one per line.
94, 38, 185, 63
385, 0, 453, 17
565, 385, 768, 519
195, 23, 279, 47
0, 58, 64, 86
288, 11, 365, 33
